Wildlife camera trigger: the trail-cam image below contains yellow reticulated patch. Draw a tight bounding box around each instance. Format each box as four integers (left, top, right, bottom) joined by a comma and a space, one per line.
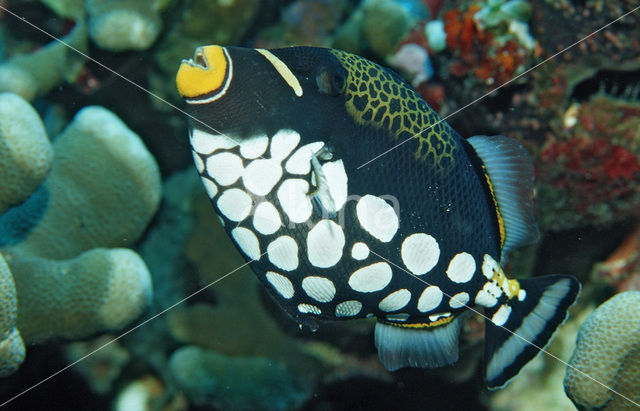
482, 254, 520, 300
330, 49, 456, 170
176, 45, 229, 98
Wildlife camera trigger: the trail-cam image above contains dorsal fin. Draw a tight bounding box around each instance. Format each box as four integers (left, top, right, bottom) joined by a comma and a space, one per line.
467, 135, 539, 259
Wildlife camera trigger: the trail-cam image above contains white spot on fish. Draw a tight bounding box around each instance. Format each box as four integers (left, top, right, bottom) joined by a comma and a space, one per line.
356, 195, 399, 242
351, 242, 370, 260
446, 252, 476, 283
267, 235, 299, 271
348, 262, 392, 292
417, 286, 443, 312
277, 179, 313, 223
378, 289, 411, 312
335, 300, 363, 317
231, 227, 260, 260
401, 233, 440, 275
217, 188, 252, 222
206, 152, 243, 186
307, 219, 345, 268
252, 201, 281, 235
302, 276, 336, 303
265, 271, 294, 299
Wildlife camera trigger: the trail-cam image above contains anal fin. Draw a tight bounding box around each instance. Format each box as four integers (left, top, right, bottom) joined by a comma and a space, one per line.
374, 317, 462, 371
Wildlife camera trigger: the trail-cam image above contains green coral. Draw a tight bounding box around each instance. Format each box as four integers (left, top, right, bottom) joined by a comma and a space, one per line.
0, 93, 53, 215
0, 97, 161, 374
87, 0, 163, 51
0, 22, 87, 101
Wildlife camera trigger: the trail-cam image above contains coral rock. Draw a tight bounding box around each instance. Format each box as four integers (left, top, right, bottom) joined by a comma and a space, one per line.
5, 105, 161, 259
564, 291, 640, 410
0, 22, 87, 101
9, 248, 152, 344
0, 93, 53, 214
87, 0, 162, 52
0, 253, 25, 376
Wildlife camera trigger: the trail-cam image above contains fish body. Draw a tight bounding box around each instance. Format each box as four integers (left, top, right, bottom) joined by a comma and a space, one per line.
176, 45, 580, 388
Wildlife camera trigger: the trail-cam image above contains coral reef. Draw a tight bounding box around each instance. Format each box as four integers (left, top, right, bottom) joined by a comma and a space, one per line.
0, 99, 161, 372
536, 93, 640, 230
564, 291, 640, 410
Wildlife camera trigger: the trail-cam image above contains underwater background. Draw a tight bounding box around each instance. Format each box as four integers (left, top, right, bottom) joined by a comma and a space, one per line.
0, 0, 639, 410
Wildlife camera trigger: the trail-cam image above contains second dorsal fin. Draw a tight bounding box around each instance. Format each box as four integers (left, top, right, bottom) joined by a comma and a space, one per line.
467, 135, 539, 259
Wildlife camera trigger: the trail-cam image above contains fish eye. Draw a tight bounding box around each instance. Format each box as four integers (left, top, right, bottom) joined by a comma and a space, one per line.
316, 67, 346, 96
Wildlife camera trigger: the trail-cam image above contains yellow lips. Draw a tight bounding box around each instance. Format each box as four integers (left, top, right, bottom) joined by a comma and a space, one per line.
176, 45, 229, 99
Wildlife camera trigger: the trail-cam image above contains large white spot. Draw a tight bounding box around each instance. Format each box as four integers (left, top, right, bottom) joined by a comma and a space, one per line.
351, 242, 370, 260
378, 289, 411, 312
306, 219, 345, 268
298, 303, 321, 315
400, 233, 440, 275
190, 129, 238, 155
265, 271, 294, 299
491, 304, 512, 326
348, 262, 392, 292
475, 282, 500, 307
449, 292, 470, 309
200, 177, 218, 199
446, 252, 476, 283
231, 227, 260, 260
335, 300, 363, 317
252, 201, 281, 235
417, 286, 443, 312
482, 253, 500, 280
270, 129, 300, 160
277, 179, 313, 223
206, 152, 243, 186
192, 151, 204, 173
217, 188, 252, 222
301, 276, 336, 303
267, 235, 299, 271
356, 195, 399, 242
242, 159, 283, 196
239, 134, 269, 159
285, 142, 325, 175
321, 160, 348, 211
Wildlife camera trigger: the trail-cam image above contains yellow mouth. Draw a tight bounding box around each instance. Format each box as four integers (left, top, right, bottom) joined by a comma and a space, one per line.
176, 45, 229, 99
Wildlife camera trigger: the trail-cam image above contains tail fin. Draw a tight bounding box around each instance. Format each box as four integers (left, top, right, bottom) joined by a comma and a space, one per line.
483, 275, 580, 389
375, 317, 462, 371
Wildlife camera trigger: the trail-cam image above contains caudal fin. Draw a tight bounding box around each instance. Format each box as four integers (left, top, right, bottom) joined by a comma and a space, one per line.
483, 275, 580, 389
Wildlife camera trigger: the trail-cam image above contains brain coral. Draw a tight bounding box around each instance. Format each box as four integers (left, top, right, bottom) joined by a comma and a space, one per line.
0, 98, 161, 374
0, 93, 53, 215
564, 291, 640, 410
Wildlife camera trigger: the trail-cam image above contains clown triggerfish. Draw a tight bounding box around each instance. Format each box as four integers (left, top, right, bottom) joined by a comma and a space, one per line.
175, 45, 580, 389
